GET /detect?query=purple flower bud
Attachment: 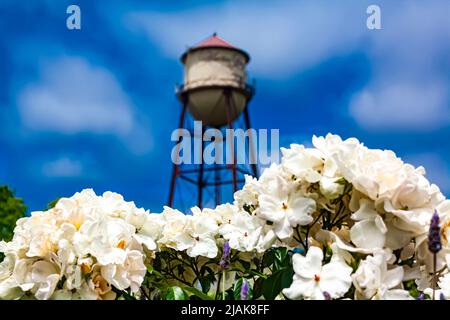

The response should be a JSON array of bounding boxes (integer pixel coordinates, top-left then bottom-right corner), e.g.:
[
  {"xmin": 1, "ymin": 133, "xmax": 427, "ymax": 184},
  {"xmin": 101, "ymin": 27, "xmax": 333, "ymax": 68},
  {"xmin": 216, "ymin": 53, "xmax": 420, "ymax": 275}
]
[
  {"xmin": 428, "ymin": 211, "xmax": 442, "ymax": 254},
  {"xmin": 416, "ymin": 293, "xmax": 425, "ymax": 300},
  {"xmin": 440, "ymin": 292, "xmax": 445, "ymax": 300},
  {"xmin": 323, "ymin": 291, "xmax": 331, "ymax": 300},
  {"xmin": 220, "ymin": 242, "xmax": 231, "ymax": 270},
  {"xmin": 240, "ymin": 280, "xmax": 249, "ymax": 300}
]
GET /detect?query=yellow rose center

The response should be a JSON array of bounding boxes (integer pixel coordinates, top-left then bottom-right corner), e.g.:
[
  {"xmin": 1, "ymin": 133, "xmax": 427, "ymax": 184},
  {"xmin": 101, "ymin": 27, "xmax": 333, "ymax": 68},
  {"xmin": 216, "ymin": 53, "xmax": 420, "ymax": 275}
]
[
  {"xmin": 116, "ymin": 239, "xmax": 126, "ymax": 249},
  {"xmin": 81, "ymin": 263, "xmax": 91, "ymax": 274}
]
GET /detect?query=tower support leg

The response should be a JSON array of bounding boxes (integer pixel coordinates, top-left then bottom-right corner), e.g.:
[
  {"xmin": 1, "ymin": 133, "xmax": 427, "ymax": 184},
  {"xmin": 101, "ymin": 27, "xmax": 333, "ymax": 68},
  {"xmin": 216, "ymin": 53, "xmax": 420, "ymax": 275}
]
[
  {"xmin": 169, "ymin": 88, "xmax": 257, "ymax": 211},
  {"xmin": 214, "ymin": 163, "xmax": 221, "ymax": 206},
  {"xmin": 224, "ymin": 88, "xmax": 238, "ymax": 193},
  {"xmin": 168, "ymin": 94, "xmax": 188, "ymax": 207},
  {"xmin": 197, "ymin": 125, "xmax": 205, "ymax": 208},
  {"xmin": 243, "ymin": 105, "xmax": 259, "ymax": 178}
]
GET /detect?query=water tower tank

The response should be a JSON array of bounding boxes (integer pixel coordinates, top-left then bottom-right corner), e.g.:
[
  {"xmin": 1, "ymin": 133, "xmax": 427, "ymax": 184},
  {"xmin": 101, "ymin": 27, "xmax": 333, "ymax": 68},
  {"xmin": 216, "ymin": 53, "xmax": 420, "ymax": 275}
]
[{"xmin": 179, "ymin": 34, "xmax": 253, "ymax": 127}]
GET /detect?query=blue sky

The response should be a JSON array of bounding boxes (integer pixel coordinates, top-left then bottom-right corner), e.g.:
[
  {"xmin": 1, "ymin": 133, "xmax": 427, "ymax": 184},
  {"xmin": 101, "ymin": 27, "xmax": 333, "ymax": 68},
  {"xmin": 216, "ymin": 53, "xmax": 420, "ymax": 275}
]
[{"xmin": 0, "ymin": 0, "xmax": 449, "ymax": 213}]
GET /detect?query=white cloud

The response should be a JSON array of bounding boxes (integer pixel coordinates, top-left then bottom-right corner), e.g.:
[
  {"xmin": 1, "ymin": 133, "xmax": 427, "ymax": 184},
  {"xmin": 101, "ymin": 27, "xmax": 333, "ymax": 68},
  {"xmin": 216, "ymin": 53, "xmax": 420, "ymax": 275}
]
[
  {"xmin": 124, "ymin": 1, "xmax": 365, "ymax": 77},
  {"xmin": 18, "ymin": 56, "xmax": 132, "ymax": 135},
  {"xmin": 124, "ymin": 1, "xmax": 449, "ymax": 131},
  {"xmin": 349, "ymin": 2, "xmax": 450, "ymax": 131},
  {"xmin": 42, "ymin": 157, "xmax": 83, "ymax": 178},
  {"xmin": 350, "ymin": 80, "xmax": 449, "ymax": 130},
  {"xmin": 17, "ymin": 56, "xmax": 153, "ymax": 154}
]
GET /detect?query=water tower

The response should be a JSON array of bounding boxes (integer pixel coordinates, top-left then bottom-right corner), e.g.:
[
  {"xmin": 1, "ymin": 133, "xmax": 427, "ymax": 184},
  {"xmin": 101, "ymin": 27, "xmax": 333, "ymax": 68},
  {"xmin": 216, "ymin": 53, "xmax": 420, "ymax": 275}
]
[{"xmin": 168, "ymin": 34, "xmax": 259, "ymax": 211}]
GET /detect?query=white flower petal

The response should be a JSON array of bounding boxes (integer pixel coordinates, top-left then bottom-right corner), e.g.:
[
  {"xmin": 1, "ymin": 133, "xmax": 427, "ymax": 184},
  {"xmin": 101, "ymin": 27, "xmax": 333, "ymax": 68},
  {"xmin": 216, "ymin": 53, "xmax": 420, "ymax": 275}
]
[
  {"xmin": 273, "ymin": 216, "xmax": 294, "ymax": 240},
  {"xmin": 350, "ymin": 220, "xmax": 386, "ymax": 249},
  {"xmin": 379, "ymin": 289, "xmax": 412, "ymax": 300},
  {"xmin": 282, "ymin": 278, "xmax": 316, "ymax": 300},
  {"xmin": 384, "ymin": 266, "xmax": 403, "ymax": 289},
  {"xmin": 320, "ymin": 261, "xmax": 352, "ymax": 298},
  {"xmin": 292, "ymin": 247, "xmax": 323, "ymax": 279},
  {"xmin": 186, "ymin": 238, "xmax": 218, "ymax": 259},
  {"xmin": 287, "ymin": 196, "xmax": 316, "ymax": 227}
]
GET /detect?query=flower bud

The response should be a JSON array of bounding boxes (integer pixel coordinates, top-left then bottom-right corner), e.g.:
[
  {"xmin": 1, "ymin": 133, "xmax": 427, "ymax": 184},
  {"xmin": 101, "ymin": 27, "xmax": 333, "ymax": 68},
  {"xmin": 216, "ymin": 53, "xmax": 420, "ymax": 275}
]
[
  {"xmin": 240, "ymin": 280, "xmax": 249, "ymax": 300},
  {"xmin": 428, "ymin": 211, "xmax": 442, "ymax": 254},
  {"xmin": 220, "ymin": 242, "xmax": 231, "ymax": 270}
]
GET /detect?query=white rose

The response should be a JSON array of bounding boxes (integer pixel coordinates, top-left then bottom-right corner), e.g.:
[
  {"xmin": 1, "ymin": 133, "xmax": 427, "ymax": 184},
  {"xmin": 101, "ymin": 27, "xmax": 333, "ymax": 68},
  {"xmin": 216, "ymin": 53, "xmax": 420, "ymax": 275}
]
[
  {"xmin": 281, "ymin": 144, "xmax": 323, "ymax": 183},
  {"xmin": 283, "ymin": 246, "xmax": 353, "ymax": 300},
  {"xmin": 258, "ymin": 173, "xmax": 316, "ymax": 240},
  {"xmin": 31, "ymin": 260, "xmax": 60, "ymax": 300},
  {"xmin": 352, "ymin": 250, "xmax": 412, "ymax": 300},
  {"xmin": 101, "ymin": 250, "xmax": 146, "ymax": 293}
]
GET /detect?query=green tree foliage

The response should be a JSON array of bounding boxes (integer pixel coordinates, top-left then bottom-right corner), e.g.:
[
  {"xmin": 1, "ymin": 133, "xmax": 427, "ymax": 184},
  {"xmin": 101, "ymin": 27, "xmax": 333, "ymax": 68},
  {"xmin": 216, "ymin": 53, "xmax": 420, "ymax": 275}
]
[
  {"xmin": 47, "ymin": 198, "xmax": 60, "ymax": 210},
  {"xmin": 0, "ymin": 186, "xmax": 26, "ymax": 242}
]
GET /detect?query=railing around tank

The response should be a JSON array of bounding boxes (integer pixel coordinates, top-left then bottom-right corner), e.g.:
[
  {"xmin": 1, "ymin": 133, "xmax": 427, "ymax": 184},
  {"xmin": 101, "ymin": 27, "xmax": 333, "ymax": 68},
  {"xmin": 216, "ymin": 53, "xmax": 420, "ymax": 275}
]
[{"xmin": 175, "ymin": 81, "xmax": 255, "ymax": 99}]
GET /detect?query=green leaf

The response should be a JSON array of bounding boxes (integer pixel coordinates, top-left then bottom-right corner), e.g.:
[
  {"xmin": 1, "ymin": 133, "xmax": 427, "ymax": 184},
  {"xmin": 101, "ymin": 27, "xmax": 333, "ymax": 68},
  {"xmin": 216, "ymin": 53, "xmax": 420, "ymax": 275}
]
[
  {"xmin": 262, "ymin": 267, "xmax": 293, "ymax": 300},
  {"xmin": 225, "ymin": 289, "xmax": 234, "ymax": 300},
  {"xmin": 404, "ymin": 279, "xmax": 421, "ymax": 298},
  {"xmin": 253, "ymin": 276, "xmax": 264, "ymax": 299},
  {"xmin": 112, "ymin": 288, "xmax": 136, "ymax": 300},
  {"xmin": 201, "ymin": 266, "xmax": 215, "ymax": 277},
  {"xmin": 165, "ymin": 286, "xmax": 186, "ymax": 300},
  {"xmin": 274, "ymin": 247, "xmax": 288, "ymax": 262},
  {"xmin": 199, "ymin": 266, "xmax": 215, "ymax": 293},
  {"xmin": 199, "ymin": 277, "xmax": 211, "ymax": 294},
  {"xmin": 152, "ymin": 281, "xmax": 170, "ymax": 292},
  {"xmin": 47, "ymin": 198, "xmax": 60, "ymax": 209},
  {"xmin": 249, "ymin": 270, "xmax": 267, "ymax": 278},
  {"xmin": 274, "ymin": 247, "xmax": 290, "ymax": 270},
  {"xmin": 239, "ymin": 259, "xmax": 251, "ymax": 270},
  {"xmin": 262, "ymin": 249, "xmax": 276, "ymax": 268},
  {"xmin": 146, "ymin": 264, "xmax": 164, "ymax": 278},
  {"xmin": 0, "ymin": 186, "xmax": 26, "ymax": 243},
  {"xmin": 180, "ymin": 285, "xmax": 213, "ymax": 300}
]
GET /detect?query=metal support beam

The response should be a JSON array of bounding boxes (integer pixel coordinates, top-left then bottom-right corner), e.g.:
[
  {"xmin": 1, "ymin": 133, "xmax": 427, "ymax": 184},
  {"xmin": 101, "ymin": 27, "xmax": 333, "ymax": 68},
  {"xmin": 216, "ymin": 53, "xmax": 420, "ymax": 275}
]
[
  {"xmin": 224, "ymin": 88, "xmax": 238, "ymax": 193},
  {"xmin": 243, "ymin": 105, "xmax": 259, "ymax": 178},
  {"xmin": 169, "ymin": 86, "xmax": 258, "ymax": 212},
  {"xmin": 197, "ymin": 126, "xmax": 205, "ymax": 208},
  {"xmin": 214, "ymin": 163, "xmax": 220, "ymax": 206},
  {"xmin": 168, "ymin": 94, "xmax": 188, "ymax": 207}
]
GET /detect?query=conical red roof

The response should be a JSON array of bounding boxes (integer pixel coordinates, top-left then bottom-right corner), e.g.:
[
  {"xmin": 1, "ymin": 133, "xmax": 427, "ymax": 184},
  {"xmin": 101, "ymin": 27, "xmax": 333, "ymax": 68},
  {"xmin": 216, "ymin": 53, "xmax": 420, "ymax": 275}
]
[
  {"xmin": 194, "ymin": 34, "xmax": 237, "ymax": 49},
  {"xmin": 181, "ymin": 34, "xmax": 250, "ymax": 63}
]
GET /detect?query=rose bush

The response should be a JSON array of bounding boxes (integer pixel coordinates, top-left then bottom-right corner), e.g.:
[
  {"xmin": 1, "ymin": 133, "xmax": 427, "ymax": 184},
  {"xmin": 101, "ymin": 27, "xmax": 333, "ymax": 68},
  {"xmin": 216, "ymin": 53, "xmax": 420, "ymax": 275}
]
[{"xmin": 1, "ymin": 133, "xmax": 449, "ymax": 300}]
